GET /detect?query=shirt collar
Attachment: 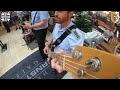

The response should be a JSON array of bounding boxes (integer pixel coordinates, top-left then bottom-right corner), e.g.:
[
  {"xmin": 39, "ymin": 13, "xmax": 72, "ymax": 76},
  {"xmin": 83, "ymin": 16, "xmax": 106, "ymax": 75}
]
[{"xmin": 58, "ymin": 21, "xmax": 75, "ymax": 32}]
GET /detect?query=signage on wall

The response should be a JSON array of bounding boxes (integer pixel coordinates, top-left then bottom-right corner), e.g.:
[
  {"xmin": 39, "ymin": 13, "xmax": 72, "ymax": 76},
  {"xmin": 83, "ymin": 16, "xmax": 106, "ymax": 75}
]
[
  {"xmin": 110, "ymin": 11, "xmax": 119, "ymax": 24},
  {"xmin": 1, "ymin": 12, "xmax": 10, "ymax": 22}
]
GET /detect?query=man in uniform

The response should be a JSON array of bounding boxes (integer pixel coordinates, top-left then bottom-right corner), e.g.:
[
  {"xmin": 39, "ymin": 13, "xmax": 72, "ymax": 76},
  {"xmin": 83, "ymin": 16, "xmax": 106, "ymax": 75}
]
[
  {"xmin": 23, "ymin": 11, "xmax": 50, "ymax": 60},
  {"xmin": 43, "ymin": 11, "xmax": 85, "ymax": 76}
]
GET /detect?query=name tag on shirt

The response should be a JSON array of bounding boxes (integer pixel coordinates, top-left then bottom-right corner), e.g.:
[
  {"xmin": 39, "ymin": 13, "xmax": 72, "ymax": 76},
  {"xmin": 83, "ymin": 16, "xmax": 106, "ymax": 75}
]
[{"xmin": 72, "ymin": 29, "xmax": 81, "ymax": 39}]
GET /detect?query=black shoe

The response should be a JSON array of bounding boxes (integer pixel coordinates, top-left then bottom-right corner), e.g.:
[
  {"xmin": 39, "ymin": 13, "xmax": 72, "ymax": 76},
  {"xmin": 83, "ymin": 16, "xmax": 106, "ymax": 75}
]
[{"xmin": 1, "ymin": 43, "xmax": 7, "ymax": 53}]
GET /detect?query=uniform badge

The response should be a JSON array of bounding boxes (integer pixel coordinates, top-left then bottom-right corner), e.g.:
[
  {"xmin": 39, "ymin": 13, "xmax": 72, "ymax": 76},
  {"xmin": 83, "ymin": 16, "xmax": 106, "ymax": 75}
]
[{"xmin": 72, "ymin": 29, "xmax": 81, "ymax": 39}]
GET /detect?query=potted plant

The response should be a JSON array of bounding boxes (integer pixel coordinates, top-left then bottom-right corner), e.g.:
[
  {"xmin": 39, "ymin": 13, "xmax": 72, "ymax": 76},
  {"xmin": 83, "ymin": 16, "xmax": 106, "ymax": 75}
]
[{"xmin": 73, "ymin": 14, "xmax": 94, "ymax": 33}]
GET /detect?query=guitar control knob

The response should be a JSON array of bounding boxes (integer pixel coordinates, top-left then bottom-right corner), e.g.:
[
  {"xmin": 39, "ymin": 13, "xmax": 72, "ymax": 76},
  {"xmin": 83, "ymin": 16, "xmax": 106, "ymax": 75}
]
[
  {"xmin": 85, "ymin": 57, "xmax": 101, "ymax": 72},
  {"xmin": 77, "ymin": 69, "xmax": 85, "ymax": 78}
]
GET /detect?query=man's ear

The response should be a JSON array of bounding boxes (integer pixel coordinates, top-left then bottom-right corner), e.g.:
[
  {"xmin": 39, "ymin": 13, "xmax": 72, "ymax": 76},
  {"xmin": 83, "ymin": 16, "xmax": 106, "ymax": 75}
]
[{"xmin": 69, "ymin": 11, "xmax": 74, "ymax": 18}]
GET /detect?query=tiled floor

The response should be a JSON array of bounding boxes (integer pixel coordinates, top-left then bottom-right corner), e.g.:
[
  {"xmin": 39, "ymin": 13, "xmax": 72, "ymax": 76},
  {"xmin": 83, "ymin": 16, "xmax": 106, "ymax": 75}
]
[{"xmin": 0, "ymin": 26, "xmax": 52, "ymax": 77}]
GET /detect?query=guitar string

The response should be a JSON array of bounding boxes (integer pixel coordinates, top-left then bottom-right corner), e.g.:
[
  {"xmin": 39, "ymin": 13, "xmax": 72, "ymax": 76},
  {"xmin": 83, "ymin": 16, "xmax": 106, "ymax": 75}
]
[
  {"xmin": 60, "ymin": 53, "xmax": 100, "ymax": 79},
  {"xmin": 64, "ymin": 65, "xmax": 86, "ymax": 79},
  {"xmin": 49, "ymin": 51, "xmax": 98, "ymax": 79},
  {"xmin": 63, "ymin": 63, "xmax": 85, "ymax": 79},
  {"xmin": 63, "ymin": 58, "xmax": 99, "ymax": 79},
  {"xmin": 60, "ymin": 60, "xmax": 98, "ymax": 79},
  {"xmin": 61, "ymin": 63, "xmax": 86, "ymax": 79},
  {"xmin": 49, "ymin": 53, "xmax": 84, "ymax": 79},
  {"xmin": 60, "ymin": 55, "xmax": 73, "ymax": 58},
  {"xmin": 63, "ymin": 56, "xmax": 65, "ymax": 70},
  {"xmin": 51, "ymin": 53, "xmax": 99, "ymax": 79},
  {"xmin": 63, "ymin": 66, "xmax": 79, "ymax": 79},
  {"xmin": 59, "ymin": 60, "xmax": 98, "ymax": 79},
  {"xmin": 48, "ymin": 52, "xmax": 80, "ymax": 78},
  {"xmin": 62, "ymin": 57, "xmax": 86, "ymax": 68}
]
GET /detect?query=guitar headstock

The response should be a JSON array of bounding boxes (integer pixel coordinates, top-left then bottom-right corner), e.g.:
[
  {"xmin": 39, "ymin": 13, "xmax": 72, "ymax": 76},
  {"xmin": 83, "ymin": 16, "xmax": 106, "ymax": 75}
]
[{"xmin": 63, "ymin": 45, "xmax": 120, "ymax": 79}]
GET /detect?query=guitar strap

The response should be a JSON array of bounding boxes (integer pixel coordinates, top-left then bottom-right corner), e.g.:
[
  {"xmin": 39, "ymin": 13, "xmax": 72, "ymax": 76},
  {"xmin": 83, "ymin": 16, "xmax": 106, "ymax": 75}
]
[{"xmin": 51, "ymin": 25, "xmax": 77, "ymax": 51}]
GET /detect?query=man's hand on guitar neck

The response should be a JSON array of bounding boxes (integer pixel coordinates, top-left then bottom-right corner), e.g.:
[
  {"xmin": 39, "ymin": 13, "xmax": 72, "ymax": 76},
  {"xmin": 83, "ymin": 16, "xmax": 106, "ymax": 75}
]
[
  {"xmin": 44, "ymin": 35, "xmax": 53, "ymax": 55},
  {"xmin": 51, "ymin": 50, "xmax": 66, "ymax": 73},
  {"xmin": 44, "ymin": 42, "xmax": 50, "ymax": 55}
]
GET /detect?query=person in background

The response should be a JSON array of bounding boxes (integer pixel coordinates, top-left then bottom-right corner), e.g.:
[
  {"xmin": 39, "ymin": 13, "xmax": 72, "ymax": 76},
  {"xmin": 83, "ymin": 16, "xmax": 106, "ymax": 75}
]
[
  {"xmin": 23, "ymin": 11, "xmax": 50, "ymax": 61},
  {"xmin": 16, "ymin": 11, "xmax": 26, "ymax": 33},
  {"xmin": 24, "ymin": 11, "xmax": 31, "ymax": 21},
  {"xmin": 10, "ymin": 11, "xmax": 21, "ymax": 30}
]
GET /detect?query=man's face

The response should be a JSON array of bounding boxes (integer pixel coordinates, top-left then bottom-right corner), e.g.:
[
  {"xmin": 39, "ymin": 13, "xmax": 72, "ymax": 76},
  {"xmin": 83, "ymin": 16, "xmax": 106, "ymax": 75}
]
[{"xmin": 54, "ymin": 11, "xmax": 72, "ymax": 24}]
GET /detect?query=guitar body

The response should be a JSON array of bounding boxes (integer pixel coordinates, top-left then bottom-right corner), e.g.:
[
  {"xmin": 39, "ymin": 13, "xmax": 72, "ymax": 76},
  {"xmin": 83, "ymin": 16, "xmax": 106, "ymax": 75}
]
[{"xmin": 63, "ymin": 45, "xmax": 120, "ymax": 79}]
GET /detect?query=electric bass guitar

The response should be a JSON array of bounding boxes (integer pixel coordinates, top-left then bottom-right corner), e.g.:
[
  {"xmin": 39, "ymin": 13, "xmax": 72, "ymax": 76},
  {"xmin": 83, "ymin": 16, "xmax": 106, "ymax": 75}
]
[{"xmin": 48, "ymin": 45, "xmax": 120, "ymax": 79}]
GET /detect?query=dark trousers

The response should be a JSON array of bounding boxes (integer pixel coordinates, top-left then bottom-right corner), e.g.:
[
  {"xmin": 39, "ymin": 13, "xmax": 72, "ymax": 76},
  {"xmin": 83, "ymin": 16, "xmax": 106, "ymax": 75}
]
[
  {"xmin": 2, "ymin": 21, "xmax": 11, "ymax": 32},
  {"xmin": 33, "ymin": 28, "xmax": 48, "ymax": 60},
  {"xmin": 21, "ymin": 25, "xmax": 26, "ymax": 33}
]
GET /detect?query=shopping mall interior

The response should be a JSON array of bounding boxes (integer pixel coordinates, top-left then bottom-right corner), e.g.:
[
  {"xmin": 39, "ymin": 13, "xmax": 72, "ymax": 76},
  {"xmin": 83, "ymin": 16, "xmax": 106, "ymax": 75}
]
[{"xmin": 0, "ymin": 11, "xmax": 120, "ymax": 79}]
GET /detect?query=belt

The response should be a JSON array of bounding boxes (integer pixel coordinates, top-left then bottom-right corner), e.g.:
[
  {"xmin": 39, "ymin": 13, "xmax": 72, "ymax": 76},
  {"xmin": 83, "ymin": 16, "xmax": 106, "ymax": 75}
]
[{"xmin": 32, "ymin": 28, "xmax": 48, "ymax": 32}]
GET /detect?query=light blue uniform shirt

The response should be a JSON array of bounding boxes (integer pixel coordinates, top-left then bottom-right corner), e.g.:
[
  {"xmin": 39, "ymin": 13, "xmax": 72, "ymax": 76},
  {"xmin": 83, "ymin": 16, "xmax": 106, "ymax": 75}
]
[
  {"xmin": 52, "ymin": 21, "xmax": 85, "ymax": 53},
  {"xmin": 31, "ymin": 11, "xmax": 50, "ymax": 30}
]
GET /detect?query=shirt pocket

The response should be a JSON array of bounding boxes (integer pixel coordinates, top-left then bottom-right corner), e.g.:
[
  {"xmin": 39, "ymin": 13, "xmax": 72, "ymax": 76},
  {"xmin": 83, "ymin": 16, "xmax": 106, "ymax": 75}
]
[
  {"xmin": 35, "ymin": 14, "xmax": 40, "ymax": 22},
  {"xmin": 59, "ymin": 39, "xmax": 70, "ymax": 51}
]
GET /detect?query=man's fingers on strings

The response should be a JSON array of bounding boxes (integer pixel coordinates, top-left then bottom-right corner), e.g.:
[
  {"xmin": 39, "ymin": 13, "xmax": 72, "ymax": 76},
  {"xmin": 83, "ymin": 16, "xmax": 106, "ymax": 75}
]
[{"xmin": 51, "ymin": 58, "xmax": 58, "ymax": 69}]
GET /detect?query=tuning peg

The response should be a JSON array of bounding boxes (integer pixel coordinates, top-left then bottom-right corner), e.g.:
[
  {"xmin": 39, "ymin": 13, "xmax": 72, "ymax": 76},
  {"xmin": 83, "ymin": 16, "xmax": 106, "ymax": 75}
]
[
  {"xmin": 85, "ymin": 60, "xmax": 93, "ymax": 69},
  {"xmin": 77, "ymin": 69, "xmax": 85, "ymax": 78},
  {"xmin": 72, "ymin": 51, "xmax": 82, "ymax": 60},
  {"xmin": 86, "ymin": 60, "xmax": 93, "ymax": 65},
  {"xmin": 85, "ymin": 57, "xmax": 101, "ymax": 72}
]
